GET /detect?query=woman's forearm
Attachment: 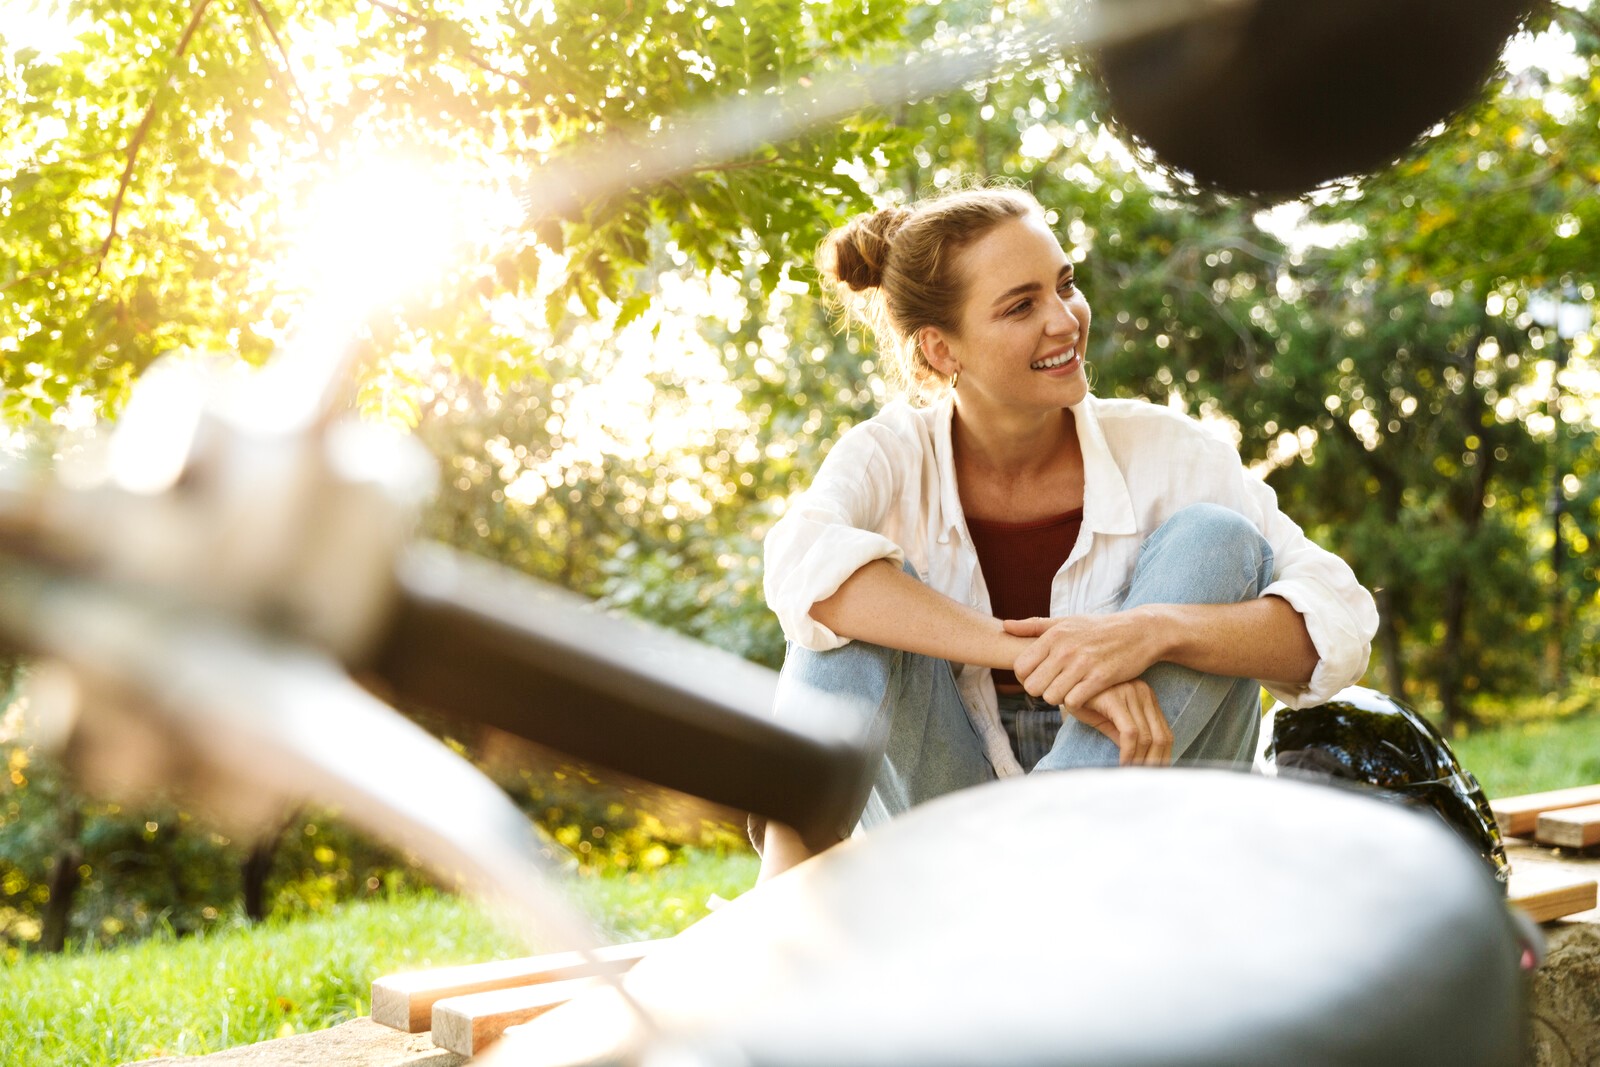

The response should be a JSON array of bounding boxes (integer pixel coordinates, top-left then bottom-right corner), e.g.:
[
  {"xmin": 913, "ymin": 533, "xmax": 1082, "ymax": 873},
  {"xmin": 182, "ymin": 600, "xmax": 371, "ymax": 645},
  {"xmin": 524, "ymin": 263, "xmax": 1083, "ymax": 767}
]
[
  {"xmin": 1140, "ymin": 595, "xmax": 1319, "ymax": 687},
  {"xmin": 810, "ymin": 558, "xmax": 1030, "ymax": 669},
  {"xmin": 812, "ymin": 562, "xmax": 1319, "ymax": 693}
]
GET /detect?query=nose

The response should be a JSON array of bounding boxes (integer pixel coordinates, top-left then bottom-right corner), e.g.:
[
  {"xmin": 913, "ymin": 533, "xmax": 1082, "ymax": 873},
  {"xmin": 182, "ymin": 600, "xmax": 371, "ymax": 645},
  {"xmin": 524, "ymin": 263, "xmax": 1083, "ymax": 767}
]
[{"xmin": 1046, "ymin": 293, "xmax": 1081, "ymax": 340}]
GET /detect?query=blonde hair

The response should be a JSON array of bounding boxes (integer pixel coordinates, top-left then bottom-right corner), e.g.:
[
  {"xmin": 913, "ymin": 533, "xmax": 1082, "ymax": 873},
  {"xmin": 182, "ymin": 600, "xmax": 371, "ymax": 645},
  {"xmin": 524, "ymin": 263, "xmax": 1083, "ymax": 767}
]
[{"xmin": 818, "ymin": 184, "xmax": 1044, "ymax": 398}]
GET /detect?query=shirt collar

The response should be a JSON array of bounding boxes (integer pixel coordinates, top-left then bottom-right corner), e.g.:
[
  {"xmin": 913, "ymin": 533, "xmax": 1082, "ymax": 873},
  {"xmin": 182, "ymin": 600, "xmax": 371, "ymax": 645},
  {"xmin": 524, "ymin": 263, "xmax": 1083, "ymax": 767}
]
[
  {"xmin": 1071, "ymin": 393, "xmax": 1139, "ymax": 536},
  {"xmin": 932, "ymin": 394, "xmax": 965, "ymax": 544},
  {"xmin": 932, "ymin": 392, "xmax": 1138, "ymax": 542}
]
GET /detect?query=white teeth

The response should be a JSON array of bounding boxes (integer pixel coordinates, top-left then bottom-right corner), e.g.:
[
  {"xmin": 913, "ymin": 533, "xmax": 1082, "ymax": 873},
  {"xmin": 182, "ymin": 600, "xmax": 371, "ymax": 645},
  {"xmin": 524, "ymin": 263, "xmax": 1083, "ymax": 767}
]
[{"xmin": 1031, "ymin": 352, "xmax": 1076, "ymax": 370}]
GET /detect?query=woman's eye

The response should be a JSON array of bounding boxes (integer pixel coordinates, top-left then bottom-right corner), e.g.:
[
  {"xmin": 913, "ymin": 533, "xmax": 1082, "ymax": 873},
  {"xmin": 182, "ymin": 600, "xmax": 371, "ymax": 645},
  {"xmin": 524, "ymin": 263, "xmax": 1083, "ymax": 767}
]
[
  {"xmin": 1059, "ymin": 278, "xmax": 1077, "ymax": 296},
  {"xmin": 1008, "ymin": 299, "xmax": 1033, "ymax": 316}
]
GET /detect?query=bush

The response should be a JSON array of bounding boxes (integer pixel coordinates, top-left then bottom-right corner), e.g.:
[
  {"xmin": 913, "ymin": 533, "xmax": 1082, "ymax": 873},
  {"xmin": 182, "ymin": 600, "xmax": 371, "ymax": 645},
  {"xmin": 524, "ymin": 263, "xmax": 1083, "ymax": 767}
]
[{"xmin": 2, "ymin": 685, "xmax": 749, "ymax": 955}]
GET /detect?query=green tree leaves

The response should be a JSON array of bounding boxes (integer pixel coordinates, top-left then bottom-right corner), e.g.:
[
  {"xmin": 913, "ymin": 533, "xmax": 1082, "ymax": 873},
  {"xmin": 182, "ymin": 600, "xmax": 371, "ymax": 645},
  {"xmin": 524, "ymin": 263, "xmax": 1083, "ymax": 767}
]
[
  {"xmin": 1, "ymin": 0, "xmax": 904, "ymax": 421},
  {"xmin": 4, "ymin": 1, "xmax": 1598, "ymax": 746}
]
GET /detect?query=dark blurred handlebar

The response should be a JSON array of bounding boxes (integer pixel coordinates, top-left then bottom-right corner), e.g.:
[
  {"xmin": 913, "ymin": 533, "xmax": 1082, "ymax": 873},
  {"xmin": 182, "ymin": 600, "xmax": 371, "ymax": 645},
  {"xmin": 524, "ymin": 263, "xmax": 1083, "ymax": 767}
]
[{"xmin": 372, "ymin": 543, "xmax": 872, "ymax": 848}]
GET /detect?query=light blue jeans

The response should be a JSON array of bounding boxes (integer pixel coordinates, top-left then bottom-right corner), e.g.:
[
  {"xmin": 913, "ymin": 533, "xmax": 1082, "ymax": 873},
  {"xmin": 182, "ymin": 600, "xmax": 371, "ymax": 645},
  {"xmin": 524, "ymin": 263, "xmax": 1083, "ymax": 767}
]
[{"xmin": 773, "ymin": 503, "xmax": 1274, "ymax": 834}]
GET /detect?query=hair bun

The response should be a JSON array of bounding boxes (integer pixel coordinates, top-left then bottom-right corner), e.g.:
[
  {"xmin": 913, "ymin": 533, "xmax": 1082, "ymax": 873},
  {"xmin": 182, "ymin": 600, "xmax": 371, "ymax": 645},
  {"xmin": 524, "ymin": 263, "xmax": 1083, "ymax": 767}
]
[{"xmin": 824, "ymin": 206, "xmax": 912, "ymax": 292}]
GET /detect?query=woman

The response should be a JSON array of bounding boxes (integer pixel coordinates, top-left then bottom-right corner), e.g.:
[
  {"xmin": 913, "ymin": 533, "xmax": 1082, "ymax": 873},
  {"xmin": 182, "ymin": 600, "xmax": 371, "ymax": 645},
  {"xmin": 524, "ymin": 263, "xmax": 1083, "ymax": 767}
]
[{"xmin": 759, "ymin": 185, "xmax": 1377, "ymax": 879}]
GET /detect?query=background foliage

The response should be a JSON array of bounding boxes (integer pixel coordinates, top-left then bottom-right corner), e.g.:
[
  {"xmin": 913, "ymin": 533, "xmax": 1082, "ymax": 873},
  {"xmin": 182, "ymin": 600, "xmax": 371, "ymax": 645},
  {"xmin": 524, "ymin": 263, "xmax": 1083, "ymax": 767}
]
[{"xmin": 2, "ymin": 0, "xmax": 1599, "ymax": 956}]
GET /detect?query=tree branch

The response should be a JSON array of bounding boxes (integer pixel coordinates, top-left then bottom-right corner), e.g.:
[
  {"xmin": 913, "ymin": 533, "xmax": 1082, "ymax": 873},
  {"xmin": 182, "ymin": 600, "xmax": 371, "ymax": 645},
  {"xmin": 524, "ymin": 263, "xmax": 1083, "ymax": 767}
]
[
  {"xmin": 1550, "ymin": 2, "xmax": 1600, "ymax": 43},
  {"xmin": 1, "ymin": 252, "xmax": 93, "ymax": 294},
  {"xmin": 95, "ymin": 0, "xmax": 216, "ymax": 276},
  {"xmin": 689, "ymin": 155, "xmax": 779, "ymax": 175},
  {"xmin": 365, "ymin": 0, "xmax": 534, "ymax": 96},
  {"xmin": 246, "ymin": 0, "xmax": 322, "ymax": 138}
]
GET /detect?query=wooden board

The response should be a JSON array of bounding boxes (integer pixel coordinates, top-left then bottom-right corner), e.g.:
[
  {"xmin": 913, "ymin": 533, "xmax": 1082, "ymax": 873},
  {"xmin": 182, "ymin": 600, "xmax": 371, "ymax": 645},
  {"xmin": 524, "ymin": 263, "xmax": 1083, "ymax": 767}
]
[
  {"xmin": 1491, "ymin": 784, "xmax": 1600, "ymax": 838},
  {"xmin": 1536, "ymin": 803, "xmax": 1600, "ymax": 850},
  {"xmin": 1507, "ymin": 871, "xmax": 1598, "ymax": 923},
  {"xmin": 432, "ymin": 976, "xmax": 600, "ymax": 1055},
  {"xmin": 371, "ymin": 939, "xmax": 660, "ymax": 1032}
]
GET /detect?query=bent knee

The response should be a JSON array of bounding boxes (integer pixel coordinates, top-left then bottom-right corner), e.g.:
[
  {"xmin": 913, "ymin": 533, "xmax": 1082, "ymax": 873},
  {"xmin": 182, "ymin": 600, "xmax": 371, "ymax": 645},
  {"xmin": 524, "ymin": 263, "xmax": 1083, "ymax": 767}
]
[
  {"xmin": 1167, "ymin": 503, "xmax": 1260, "ymax": 551},
  {"xmin": 1145, "ymin": 503, "xmax": 1274, "ymax": 594}
]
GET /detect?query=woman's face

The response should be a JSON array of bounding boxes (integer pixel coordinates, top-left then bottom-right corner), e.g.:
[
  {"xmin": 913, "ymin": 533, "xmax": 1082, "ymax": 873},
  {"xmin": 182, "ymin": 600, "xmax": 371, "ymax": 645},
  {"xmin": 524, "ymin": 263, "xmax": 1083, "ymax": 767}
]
[{"xmin": 937, "ymin": 213, "xmax": 1091, "ymax": 413}]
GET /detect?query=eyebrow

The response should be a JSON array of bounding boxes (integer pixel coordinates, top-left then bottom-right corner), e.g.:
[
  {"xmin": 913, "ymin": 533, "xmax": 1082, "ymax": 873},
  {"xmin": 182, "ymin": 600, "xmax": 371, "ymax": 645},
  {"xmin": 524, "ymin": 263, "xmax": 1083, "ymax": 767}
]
[{"xmin": 990, "ymin": 263, "xmax": 1075, "ymax": 308}]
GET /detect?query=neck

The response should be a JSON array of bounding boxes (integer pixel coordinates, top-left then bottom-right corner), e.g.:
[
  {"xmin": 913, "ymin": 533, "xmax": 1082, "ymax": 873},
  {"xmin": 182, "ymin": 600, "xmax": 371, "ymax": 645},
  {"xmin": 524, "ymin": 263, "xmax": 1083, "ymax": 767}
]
[{"xmin": 950, "ymin": 398, "xmax": 1078, "ymax": 478}]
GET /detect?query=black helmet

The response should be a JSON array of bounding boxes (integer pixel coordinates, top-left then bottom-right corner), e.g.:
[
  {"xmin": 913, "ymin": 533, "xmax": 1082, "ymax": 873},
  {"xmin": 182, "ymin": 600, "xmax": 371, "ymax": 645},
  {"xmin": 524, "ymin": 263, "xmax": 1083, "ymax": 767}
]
[{"xmin": 1257, "ymin": 686, "xmax": 1509, "ymax": 889}]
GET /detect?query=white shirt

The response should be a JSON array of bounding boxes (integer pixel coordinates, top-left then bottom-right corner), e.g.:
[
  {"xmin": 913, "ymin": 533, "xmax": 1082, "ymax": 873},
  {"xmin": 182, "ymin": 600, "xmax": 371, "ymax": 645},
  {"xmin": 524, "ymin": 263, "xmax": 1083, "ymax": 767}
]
[{"xmin": 763, "ymin": 392, "xmax": 1379, "ymax": 777}]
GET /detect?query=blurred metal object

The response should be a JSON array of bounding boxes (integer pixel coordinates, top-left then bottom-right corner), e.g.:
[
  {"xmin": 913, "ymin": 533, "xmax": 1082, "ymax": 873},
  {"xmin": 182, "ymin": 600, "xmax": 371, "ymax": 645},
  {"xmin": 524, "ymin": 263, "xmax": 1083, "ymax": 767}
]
[
  {"xmin": 1088, "ymin": 0, "xmax": 1534, "ymax": 197},
  {"xmin": 0, "ymin": 0, "xmax": 1548, "ymax": 1057},
  {"xmin": 0, "ymin": 326, "xmax": 874, "ymax": 1044},
  {"xmin": 0, "ymin": 356, "xmax": 434, "ymax": 664},
  {"xmin": 374, "ymin": 544, "xmax": 874, "ymax": 851},
  {"xmin": 512, "ymin": 0, "xmax": 1536, "ymax": 214},
  {"xmin": 0, "ymin": 342, "xmax": 872, "ymax": 968},
  {"xmin": 0, "ymin": 354, "xmax": 616, "ymax": 956},
  {"xmin": 513, "ymin": 0, "xmax": 1237, "ymax": 222},
  {"xmin": 484, "ymin": 770, "xmax": 1527, "ymax": 1067},
  {"xmin": 0, "ymin": 555, "xmax": 604, "ymax": 955}
]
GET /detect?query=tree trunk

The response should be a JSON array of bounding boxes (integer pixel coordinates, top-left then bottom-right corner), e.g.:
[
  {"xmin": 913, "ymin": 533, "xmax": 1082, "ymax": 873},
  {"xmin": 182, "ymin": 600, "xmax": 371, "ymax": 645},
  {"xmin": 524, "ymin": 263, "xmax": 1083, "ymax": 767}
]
[
  {"xmin": 1439, "ymin": 412, "xmax": 1494, "ymax": 733},
  {"xmin": 1375, "ymin": 586, "xmax": 1406, "ymax": 698},
  {"xmin": 974, "ymin": 89, "xmax": 990, "ymax": 179},
  {"xmin": 241, "ymin": 841, "xmax": 273, "ymax": 923},
  {"xmin": 1438, "ymin": 579, "xmax": 1468, "ymax": 733},
  {"xmin": 39, "ymin": 807, "xmax": 84, "ymax": 953},
  {"xmin": 1373, "ymin": 462, "xmax": 1408, "ymax": 699},
  {"xmin": 1326, "ymin": 398, "xmax": 1410, "ymax": 700},
  {"xmin": 241, "ymin": 812, "xmax": 295, "ymax": 923},
  {"xmin": 896, "ymin": 103, "xmax": 919, "ymax": 198},
  {"xmin": 1544, "ymin": 338, "xmax": 1570, "ymax": 693}
]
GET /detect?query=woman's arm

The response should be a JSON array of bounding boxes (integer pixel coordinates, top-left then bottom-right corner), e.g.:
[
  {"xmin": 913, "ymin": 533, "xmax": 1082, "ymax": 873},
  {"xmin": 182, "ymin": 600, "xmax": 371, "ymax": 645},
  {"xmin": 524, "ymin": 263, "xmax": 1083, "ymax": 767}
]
[
  {"xmin": 816, "ymin": 559, "xmax": 1174, "ymax": 766},
  {"xmin": 1238, "ymin": 490, "xmax": 1377, "ymax": 706},
  {"xmin": 1149, "ymin": 596, "xmax": 1319, "ymax": 683},
  {"xmin": 759, "ymin": 572, "xmax": 1180, "ymax": 885},
  {"xmin": 810, "ymin": 558, "xmax": 1028, "ymax": 669},
  {"xmin": 1004, "ymin": 595, "xmax": 1318, "ymax": 710},
  {"xmin": 1006, "ymin": 415, "xmax": 1374, "ymax": 712}
]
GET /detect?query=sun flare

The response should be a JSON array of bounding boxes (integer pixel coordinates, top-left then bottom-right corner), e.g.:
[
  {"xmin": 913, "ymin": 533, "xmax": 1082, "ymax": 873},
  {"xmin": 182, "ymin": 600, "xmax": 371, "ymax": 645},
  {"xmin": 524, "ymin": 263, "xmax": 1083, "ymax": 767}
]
[{"xmin": 277, "ymin": 154, "xmax": 520, "ymax": 317}]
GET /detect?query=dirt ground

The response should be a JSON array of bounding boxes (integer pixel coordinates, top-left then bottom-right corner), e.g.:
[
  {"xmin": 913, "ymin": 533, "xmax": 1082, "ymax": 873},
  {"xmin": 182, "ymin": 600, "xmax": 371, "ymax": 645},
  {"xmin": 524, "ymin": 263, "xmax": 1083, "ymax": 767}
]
[{"xmin": 120, "ymin": 1018, "xmax": 463, "ymax": 1067}]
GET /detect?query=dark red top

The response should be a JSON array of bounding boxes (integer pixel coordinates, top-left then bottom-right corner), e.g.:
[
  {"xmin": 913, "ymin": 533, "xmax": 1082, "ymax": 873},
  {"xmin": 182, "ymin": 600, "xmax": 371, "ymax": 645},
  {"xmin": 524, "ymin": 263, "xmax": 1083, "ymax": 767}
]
[{"xmin": 967, "ymin": 508, "xmax": 1084, "ymax": 687}]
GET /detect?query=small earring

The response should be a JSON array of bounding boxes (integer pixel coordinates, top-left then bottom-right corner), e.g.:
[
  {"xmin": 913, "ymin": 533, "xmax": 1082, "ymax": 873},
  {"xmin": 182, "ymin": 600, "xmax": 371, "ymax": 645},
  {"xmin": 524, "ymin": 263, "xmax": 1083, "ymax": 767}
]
[{"xmin": 950, "ymin": 368, "xmax": 960, "ymax": 390}]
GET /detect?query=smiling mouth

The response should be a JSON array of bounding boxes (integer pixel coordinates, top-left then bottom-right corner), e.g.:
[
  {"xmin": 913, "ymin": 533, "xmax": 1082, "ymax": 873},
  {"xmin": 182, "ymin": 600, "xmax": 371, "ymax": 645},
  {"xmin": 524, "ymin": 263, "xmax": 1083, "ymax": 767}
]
[{"xmin": 1030, "ymin": 350, "xmax": 1079, "ymax": 371}]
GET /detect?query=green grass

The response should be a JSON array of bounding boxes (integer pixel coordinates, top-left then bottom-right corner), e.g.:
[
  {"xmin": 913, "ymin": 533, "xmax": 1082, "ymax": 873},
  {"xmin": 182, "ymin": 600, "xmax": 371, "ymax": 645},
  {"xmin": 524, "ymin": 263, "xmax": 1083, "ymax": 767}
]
[
  {"xmin": 1451, "ymin": 711, "xmax": 1600, "ymax": 800},
  {"xmin": 7, "ymin": 703, "xmax": 1595, "ymax": 1067},
  {"xmin": 0, "ymin": 849, "xmax": 757, "ymax": 1067}
]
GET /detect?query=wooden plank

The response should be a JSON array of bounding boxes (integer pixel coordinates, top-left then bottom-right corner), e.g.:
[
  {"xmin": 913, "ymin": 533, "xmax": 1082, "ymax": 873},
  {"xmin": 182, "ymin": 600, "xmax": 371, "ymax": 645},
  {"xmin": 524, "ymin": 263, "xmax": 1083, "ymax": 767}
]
[
  {"xmin": 371, "ymin": 939, "xmax": 660, "ymax": 1033},
  {"xmin": 1507, "ymin": 872, "xmax": 1598, "ymax": 923},
  {"xmin": 1537, "ymin": 803, "xmax": 1600, "ymax": 850},
  {"xmin": 431, "ymin": 976, "xmax": 600, "ymax": 1056},
  {"xmin": 1491, "ymin": 784, "xmax": 1600, "ymax": 838}
]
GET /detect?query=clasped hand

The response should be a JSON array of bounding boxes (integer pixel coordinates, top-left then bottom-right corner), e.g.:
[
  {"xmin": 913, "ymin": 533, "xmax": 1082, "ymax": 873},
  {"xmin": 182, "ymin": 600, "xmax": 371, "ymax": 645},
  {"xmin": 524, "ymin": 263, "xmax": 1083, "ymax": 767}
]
[{"xmin": 1005, "ymin": 612, "xmax": 1172, "ymax": 767}]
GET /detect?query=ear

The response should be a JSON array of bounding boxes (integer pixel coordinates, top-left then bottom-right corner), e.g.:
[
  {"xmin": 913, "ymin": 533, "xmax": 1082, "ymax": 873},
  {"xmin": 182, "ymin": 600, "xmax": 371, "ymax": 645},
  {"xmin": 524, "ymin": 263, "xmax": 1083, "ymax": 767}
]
[{"xmin": 917, "ymin": 326, "xmax": 958, "ymax": 378}]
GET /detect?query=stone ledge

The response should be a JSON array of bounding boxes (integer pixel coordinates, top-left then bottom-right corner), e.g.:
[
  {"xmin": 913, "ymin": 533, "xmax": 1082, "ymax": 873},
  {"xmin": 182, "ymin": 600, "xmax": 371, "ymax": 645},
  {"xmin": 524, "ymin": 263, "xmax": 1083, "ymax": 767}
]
[
  {"xmin": 1511, "ymin": 838, "xmax": 1600, "ymax": 1067},
  {"xmin": 119, "ymin": 1018, "xmax": 464, "ymax": 1067}
]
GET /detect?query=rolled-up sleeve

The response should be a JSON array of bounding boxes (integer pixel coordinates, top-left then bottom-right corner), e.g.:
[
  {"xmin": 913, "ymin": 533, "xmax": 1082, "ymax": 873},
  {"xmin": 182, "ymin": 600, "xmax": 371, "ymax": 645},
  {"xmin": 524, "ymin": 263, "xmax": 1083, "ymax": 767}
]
[
  {"xmin": 1232, "ymin": 458, "xmax": 1379, "ymax": 707},
  {"xmin": 763, "ymin": 429, "xmax": 908, "ymax": 650}
]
